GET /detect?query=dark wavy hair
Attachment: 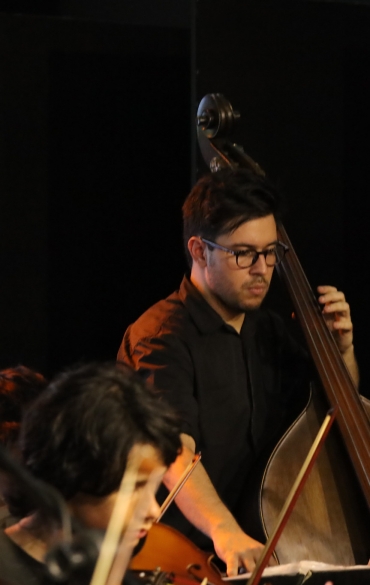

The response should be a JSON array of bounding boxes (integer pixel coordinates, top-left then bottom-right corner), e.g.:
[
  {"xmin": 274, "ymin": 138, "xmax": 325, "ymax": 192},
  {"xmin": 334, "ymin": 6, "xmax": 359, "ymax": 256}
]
[
  {"xmin": 8, "ymin": 362, "xmax": 181, "ymax": 517},
  {"xmin": 182, "ymin": 168, "xmax": 282, "ymax": 266}
]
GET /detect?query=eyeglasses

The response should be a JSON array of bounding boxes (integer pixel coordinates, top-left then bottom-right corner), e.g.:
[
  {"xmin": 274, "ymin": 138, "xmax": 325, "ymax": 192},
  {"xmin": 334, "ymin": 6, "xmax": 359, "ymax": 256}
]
[{"xmin": 201, "ymin": 238, "xmax": 289, "ymax": 268}]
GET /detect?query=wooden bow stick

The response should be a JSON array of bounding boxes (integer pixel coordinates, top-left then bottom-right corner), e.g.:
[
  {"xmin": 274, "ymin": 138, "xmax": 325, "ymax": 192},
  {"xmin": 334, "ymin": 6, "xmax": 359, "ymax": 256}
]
[
  {"xmin": 157, "ymin": 452, "xmax": 202, "ymax": 522},
  {"xmin": 89, "ymin": 444, "xmax": 152, "ymax": 585},
  {"xmin": 247, "ymin": 407, "xmax": 338, "ymax": 585}
]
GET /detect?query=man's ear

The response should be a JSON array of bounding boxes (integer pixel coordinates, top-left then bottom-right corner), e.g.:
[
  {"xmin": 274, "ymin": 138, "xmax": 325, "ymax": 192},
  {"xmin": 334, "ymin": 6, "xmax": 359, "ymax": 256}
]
[{"xmin": 187, "ymin": 237, "xmax": 207, "ymax": 266}]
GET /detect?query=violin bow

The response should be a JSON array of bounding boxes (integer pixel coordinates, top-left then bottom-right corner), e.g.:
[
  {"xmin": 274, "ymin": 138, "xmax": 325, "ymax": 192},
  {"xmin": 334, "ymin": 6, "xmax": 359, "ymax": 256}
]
[
  {"xmin": 246, "ymin": 406, "xmax": 338, "ymax": 585},
  {"xmin": 89, "ymin": 450, "xmax": 201, "ymax": 585},
  {"xmin": 89, "ymin": 444, "xmax": 151, "ymax": 585},
  {"xmin": 156, "ymin": 452, "xmax": 202, "ymax": 522},
  {"xmin": 106, "ymin": 461, "xmax": 167, "ymax": 585}
]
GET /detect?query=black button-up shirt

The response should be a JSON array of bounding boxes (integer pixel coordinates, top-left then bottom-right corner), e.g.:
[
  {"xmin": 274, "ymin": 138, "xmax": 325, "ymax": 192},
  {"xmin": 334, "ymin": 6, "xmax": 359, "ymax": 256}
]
[{"xmin": 118, "ymin": 276, "xmax": 309, "ymax": 547}]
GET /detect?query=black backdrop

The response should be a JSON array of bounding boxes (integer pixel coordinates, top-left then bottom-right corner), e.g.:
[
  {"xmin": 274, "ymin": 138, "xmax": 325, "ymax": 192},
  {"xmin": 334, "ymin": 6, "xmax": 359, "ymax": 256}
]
[
  {"xmin": 1, "ymin": 1, "xmax": 370, "ymax": 397},
  {"xmin": 0, "ymin": 12, "xmax": 191, "ymax": 376}
]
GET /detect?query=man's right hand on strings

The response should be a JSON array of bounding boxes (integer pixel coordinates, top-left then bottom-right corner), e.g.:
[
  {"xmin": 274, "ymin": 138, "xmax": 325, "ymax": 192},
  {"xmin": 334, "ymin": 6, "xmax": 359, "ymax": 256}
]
[{"xmin": 163, "ymin": 433, "xmax": 275, "ymax": 576}]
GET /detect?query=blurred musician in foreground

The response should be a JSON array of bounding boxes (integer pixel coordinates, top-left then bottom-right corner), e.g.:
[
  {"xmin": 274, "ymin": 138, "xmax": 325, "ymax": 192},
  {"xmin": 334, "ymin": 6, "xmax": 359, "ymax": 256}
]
[
  {"xmin": 0, "ymin": 362, "xmax": 181, "ymax": 585},
  {"xmin": 119, "ymin": 168, "xmax": 359, "ymax": 576}
]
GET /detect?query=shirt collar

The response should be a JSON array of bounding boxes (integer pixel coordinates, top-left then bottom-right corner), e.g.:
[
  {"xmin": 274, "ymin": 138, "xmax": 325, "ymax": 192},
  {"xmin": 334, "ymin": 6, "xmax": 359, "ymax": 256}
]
[{"xmin": 178, "ymin": 275, "xmax": 235, "ymax": 334}]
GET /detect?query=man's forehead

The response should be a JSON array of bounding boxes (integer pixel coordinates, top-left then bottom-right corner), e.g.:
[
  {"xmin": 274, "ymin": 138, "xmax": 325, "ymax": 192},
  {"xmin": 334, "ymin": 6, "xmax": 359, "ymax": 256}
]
[{"xmin": 224, "ymin": 214, "xmax": 277, "ymax": 241}]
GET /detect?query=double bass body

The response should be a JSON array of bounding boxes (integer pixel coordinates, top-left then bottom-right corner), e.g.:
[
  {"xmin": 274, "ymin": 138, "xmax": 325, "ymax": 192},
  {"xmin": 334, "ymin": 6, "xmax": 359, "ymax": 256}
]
[{"xmin": 261, "ymin": 382, "xmax": 370, "ymax": 564}]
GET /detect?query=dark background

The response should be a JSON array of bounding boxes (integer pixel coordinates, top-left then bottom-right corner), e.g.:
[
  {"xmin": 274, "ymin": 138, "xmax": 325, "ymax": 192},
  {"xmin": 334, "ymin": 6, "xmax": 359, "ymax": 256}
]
[
  {"xmin": 1, "ymin": 0, "xmax": 370, "ymax": 396},
  {"xmin": 0, "ymin": 3, "xmax": 191, "ymax": 376}
]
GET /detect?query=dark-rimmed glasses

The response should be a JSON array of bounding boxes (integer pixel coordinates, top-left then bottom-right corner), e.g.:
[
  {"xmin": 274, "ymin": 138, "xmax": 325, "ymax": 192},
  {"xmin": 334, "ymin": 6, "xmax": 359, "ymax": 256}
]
[{"xmin": 201, "ymin": 238, "xmax": 289, "ymax": 268}]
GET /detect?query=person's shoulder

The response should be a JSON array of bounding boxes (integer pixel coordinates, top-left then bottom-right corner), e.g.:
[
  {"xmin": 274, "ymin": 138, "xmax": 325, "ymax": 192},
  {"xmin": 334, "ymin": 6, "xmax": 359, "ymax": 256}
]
[{"xmin": 126, "ymin": 288, "xmax": 192, "ymax": 341}]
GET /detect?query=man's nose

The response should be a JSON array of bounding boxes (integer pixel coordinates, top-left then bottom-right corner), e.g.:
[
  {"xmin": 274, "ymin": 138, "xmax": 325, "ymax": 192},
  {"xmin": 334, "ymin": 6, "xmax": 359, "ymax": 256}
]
[{"xmin": 250, "ymin": 253, "xmax": 268, "ymax": 274}]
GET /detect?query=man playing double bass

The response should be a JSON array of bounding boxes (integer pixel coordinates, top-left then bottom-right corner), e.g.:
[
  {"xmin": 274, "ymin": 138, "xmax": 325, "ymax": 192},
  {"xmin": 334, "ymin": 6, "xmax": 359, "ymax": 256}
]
[{"xmin": 118, "ymin": 168, "xmax": 359, "ymax": 577}]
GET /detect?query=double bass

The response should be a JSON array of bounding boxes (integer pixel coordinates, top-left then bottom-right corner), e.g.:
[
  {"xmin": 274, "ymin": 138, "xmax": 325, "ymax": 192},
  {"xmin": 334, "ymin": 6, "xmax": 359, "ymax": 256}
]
[{"xmin": 196, "ymin": 93, "xmax": 370, "ymax": 565}]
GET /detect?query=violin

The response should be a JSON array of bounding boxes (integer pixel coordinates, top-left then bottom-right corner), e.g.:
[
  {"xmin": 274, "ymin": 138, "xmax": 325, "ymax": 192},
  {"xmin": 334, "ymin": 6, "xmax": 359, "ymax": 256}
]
[
  {"xmin": 130, "ymin": 523, "xmax": 224, "ymax": 585},
  {"xmin": 131, "ymin": 411, "xmax": 339, "ymax": 585},
  {"xmin": 128, "ymin": 453, "xmax": 225, "ymax": 585}
]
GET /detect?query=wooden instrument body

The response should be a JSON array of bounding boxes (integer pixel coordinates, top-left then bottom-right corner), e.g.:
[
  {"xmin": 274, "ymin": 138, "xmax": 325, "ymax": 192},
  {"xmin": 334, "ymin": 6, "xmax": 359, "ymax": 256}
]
[
  {"xmin": 261, "ymin": 383, "xmax": 370, "ymax": 564},
  {"xmin": 130, "ymin": 523, "xmax": 224, "ymax": 585}
]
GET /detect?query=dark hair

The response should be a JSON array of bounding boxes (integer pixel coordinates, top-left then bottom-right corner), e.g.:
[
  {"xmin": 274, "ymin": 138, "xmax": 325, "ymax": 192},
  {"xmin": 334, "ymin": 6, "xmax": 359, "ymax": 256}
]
[
  {"xmin": 9, "ymin": 362, "xmax": 181, "ymax": 517},
  {"xmin": 0, "ymin": 366, "xmax": 47, "ymax": 447},
  {"xmin": 182, "ymin": 168, "xmax": 282, "ymax": 266}
]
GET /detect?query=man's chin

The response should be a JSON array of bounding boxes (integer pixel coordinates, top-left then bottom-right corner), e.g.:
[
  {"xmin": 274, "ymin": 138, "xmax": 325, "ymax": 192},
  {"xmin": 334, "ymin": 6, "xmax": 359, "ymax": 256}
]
[
  {"xmin": 242, "ymin": 298, "xmax": 265, "ymax": 312},
  {"xmin": 244, "ymin": 305, "xmax": 262, "ymax": 313}
]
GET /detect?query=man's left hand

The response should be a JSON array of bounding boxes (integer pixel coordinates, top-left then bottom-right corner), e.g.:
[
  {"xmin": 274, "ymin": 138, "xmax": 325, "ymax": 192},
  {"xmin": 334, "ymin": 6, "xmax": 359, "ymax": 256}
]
[{"xmin": 317, "ymin": 285, "xmax": 354, "ymax": 356}]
